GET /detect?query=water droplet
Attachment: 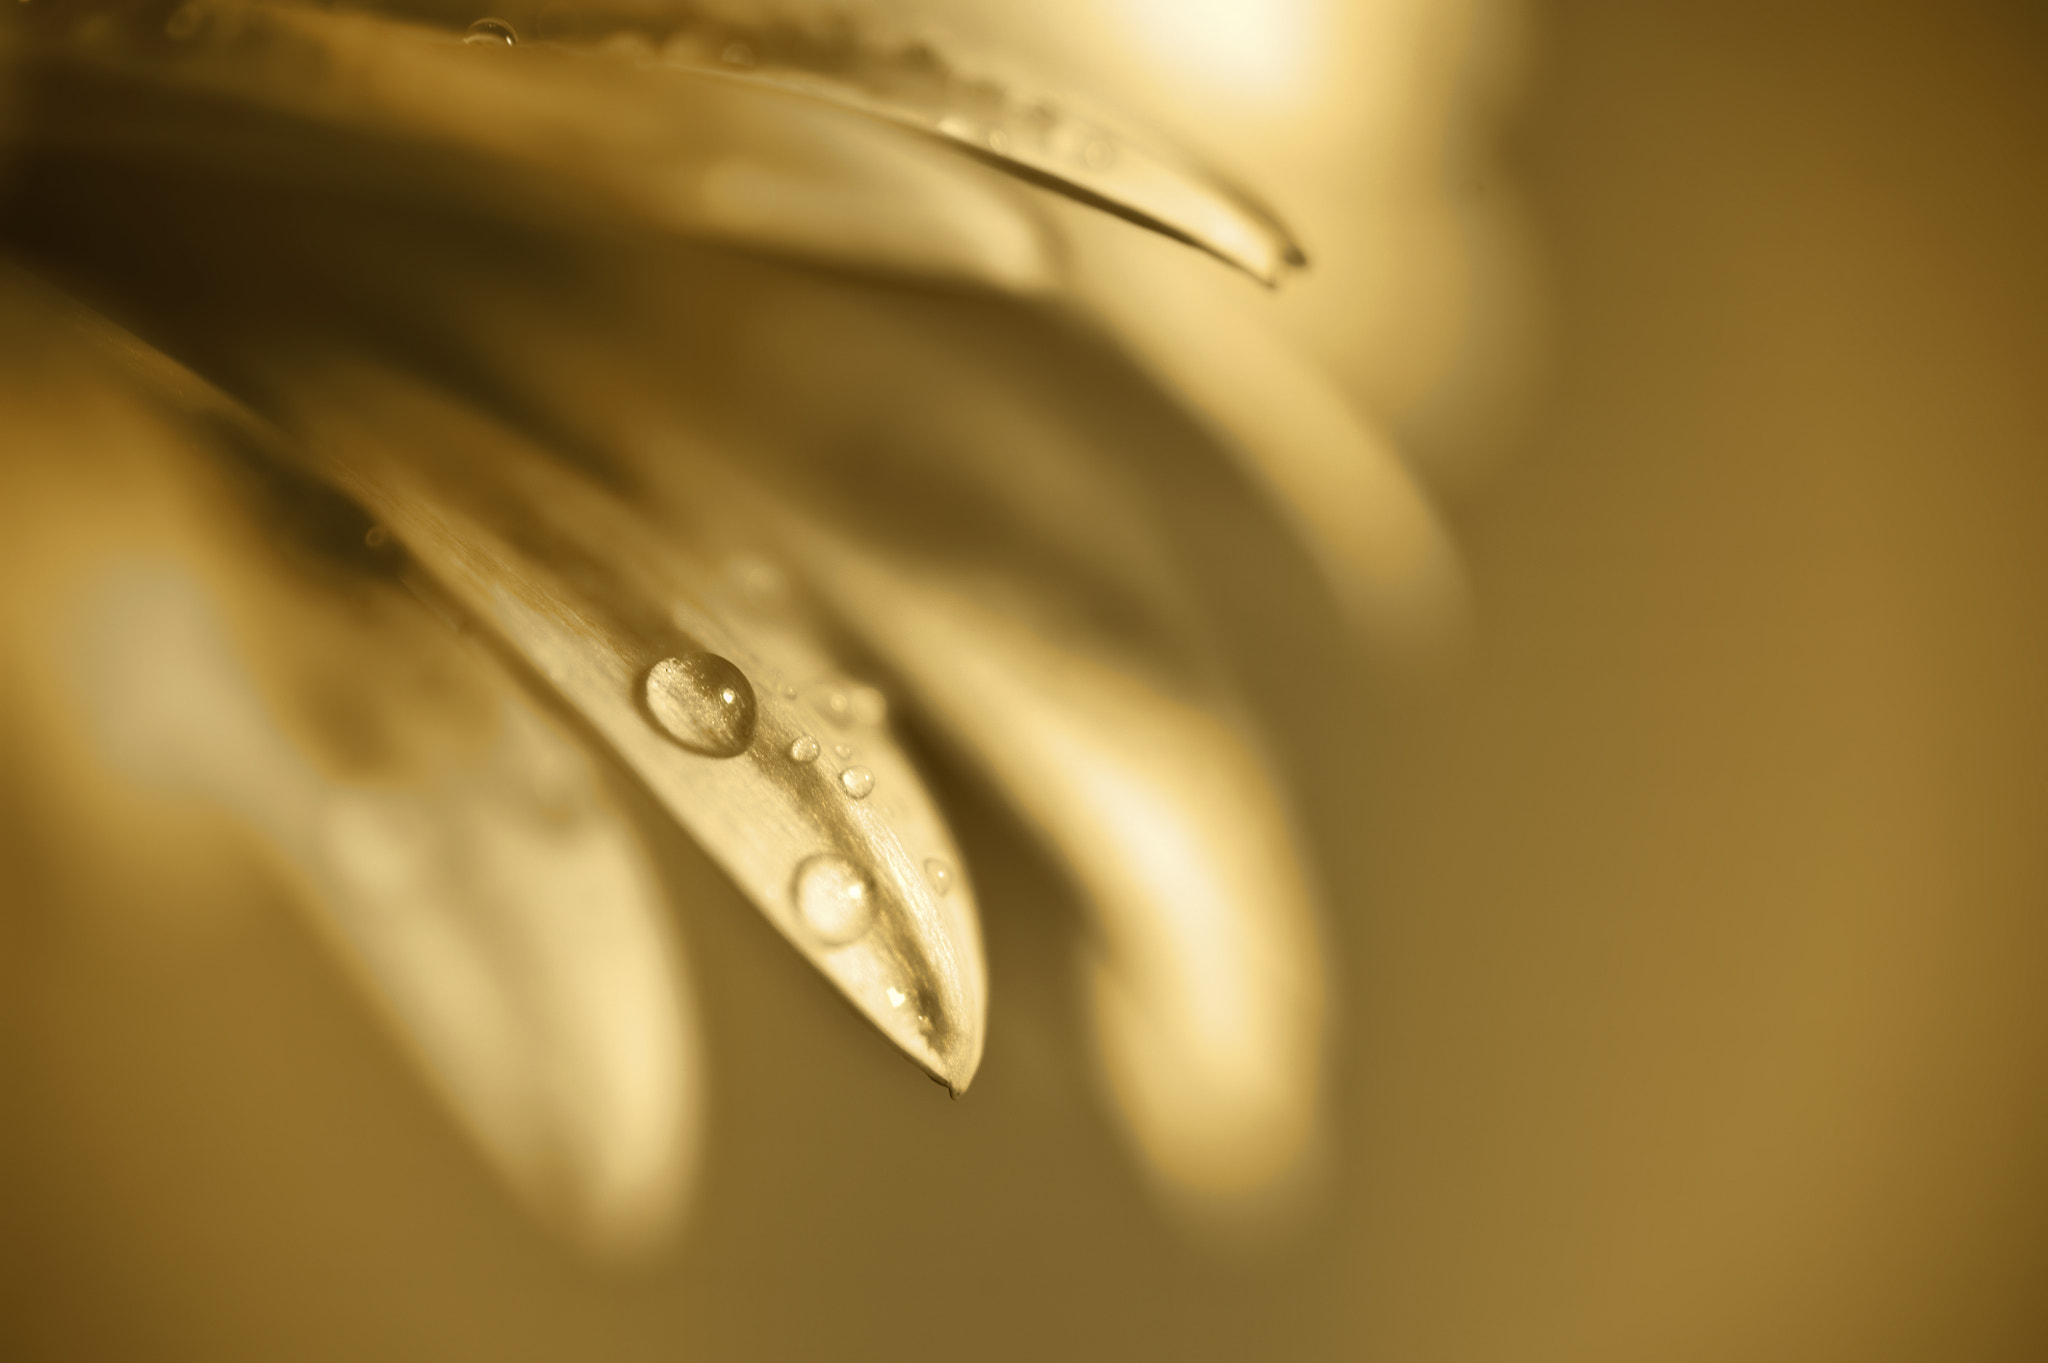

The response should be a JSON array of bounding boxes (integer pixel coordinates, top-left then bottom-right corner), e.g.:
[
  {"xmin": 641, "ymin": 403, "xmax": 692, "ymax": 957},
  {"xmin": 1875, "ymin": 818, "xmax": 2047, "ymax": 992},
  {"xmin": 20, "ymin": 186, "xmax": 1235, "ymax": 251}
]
[
  {"xmin": 363, "ymin": 525, "xmax": 390, "ymax": 549},
  {"xmin": 833, "ymin": 743, "xmax": 852, "ymax": 760},
  {"xmin": 164, "ymin": 2, "xmax": 204, "ymax": 40},
  {"xmin": 464, "ymin": 17, "xmax": 517, "ymax": 46},
  {"xmin": 644, "ymin": 653, "xmax": 757, "ymax": 757},
  {"xmin": 1082, "ymin": 138, "xmax": 1113, "ymax": 170},
  {"xmin": 887, "ymin": 986, "xmax": 908, "ymax": 1008},
  {"xmin": 839, "ymin": 766, "xmax": 874, "ymax": 800},
  {"xmin": 924, "ymin": 858, "xmax": 954, "ymax": 896},
  {"xmin": 986, "ymin": 127, "xmax": 1010, "ymax": 153},
  {"xmin": 781, "ymin": 684, "xmax": 799, "ymax": 699},
  {"xmin": 722, "ymin": 41, "xmax": 755, "ymax": 67},
  {"xmin": 788, "ymin": 734, "xmax": 820, "ymax": 764},
  {"xmin": 792, "ymin": 853, "xmax": 875, "ymax": 945}
]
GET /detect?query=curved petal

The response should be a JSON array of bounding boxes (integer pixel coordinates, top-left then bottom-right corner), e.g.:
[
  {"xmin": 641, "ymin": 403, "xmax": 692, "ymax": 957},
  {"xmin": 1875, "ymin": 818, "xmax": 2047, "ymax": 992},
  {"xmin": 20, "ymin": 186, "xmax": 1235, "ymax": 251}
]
[
  {"xmin": 1, "ymin": 0, "xmax": 1054, "ymax": 291},
  {"xmin": 246, "ymin": 353, "xmax": 989, "ymax": 1091},
  {"xmin": 766, "ymin": 515, "xmax": 1329, "ymax": 1214},
  {"xmin": 0, "ymin": 269, "xmax": 701, "ymax": 1252},
  {"xmin": 1066, "ymin": 221, "xmax": 1468, "ymax": 655}
]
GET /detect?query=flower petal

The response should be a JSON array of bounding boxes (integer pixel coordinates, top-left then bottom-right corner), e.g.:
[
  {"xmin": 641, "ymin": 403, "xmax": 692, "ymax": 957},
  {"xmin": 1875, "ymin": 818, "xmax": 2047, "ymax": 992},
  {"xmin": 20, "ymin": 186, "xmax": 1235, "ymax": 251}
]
[
  {"xmin": 1066, "ymin": 221, "xmax": 1468, "ymax": 655},
  {"xmin": 2, "ymin": 0, "xmax": 1053, "ymax": 290},
  {"xmin": 761, "ymin": 517, "xmax": 1329, "ymax": 1213},
  {"xmin": 0, "ymin": 270, "xmax": 701, "ymax": 1251},
  {"xmin": 242, "ymin": 353, "xmax": 990, "ymax": 1092}
]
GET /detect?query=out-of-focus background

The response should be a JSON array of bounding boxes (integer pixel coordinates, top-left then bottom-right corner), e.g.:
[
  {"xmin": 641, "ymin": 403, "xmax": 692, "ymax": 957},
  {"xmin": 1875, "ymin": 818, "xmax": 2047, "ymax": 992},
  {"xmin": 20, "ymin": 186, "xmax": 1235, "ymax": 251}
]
[{"xmin": 4, "ymin": 2, "xmax": 2046, "ymax": 1359}]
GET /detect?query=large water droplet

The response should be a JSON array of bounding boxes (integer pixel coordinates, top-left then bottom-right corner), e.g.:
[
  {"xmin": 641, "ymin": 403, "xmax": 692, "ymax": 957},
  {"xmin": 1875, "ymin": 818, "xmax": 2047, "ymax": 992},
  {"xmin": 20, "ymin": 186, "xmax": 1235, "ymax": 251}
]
[
  {"xmin": 924, "ymin": 857, "xmax": 954, "ymax": 896},
  {"xmin": 464, "ymin": 17, "xmax": 517, "ymax": 46},
  {"xmin": 793, "ymin": 853, "xmax": 876, "ymax": 945},
  {"xmin": 839, "ymin": 766, "xmax": 874, "ymax": 800},
  {"xmin": 788, "ymin": 734, "xmax": 820, "ymax": 764},
  {"xmin": 644, "ymin": 653, "xmax": 757, "ymax": 756}
]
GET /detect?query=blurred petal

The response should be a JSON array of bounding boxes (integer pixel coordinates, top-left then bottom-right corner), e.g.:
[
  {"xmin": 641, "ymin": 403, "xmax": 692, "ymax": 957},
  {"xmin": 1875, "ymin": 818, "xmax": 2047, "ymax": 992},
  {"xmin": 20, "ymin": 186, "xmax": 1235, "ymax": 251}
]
[
  {"xmin": 771, "ymin": 520, "xmax": 1328, "ymax": 1213},
  {"xmin": 2, "ymin": 0, "xmax": 1053, "ymax": 290},
  {"xmin": 326, "ymin": 0, "xmax": 1304, "ymax": 282},
  {"xmin": 0, "ymin": 270, "xmax": 701, "ymax": 1251},
  {"xmin": 1069, "ymin": 223, "xmax": 1468, "ymax": 653}
]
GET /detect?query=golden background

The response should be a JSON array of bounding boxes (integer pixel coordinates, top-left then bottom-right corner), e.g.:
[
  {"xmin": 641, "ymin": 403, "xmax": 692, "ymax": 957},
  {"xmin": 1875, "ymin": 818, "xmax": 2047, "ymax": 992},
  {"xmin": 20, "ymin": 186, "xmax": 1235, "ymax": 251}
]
[{"xmin": 3, "ymin": 2, "xmax": 2045, "ymax": 1359}]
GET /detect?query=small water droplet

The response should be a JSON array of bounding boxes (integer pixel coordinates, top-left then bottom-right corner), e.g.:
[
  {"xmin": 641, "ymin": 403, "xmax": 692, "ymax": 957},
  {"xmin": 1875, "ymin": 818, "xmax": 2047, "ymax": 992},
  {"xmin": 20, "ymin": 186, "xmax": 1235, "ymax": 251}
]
[
  {"xmin": 1082, "ymin": 138, "xmax": 1113, "ymax": 170},
  {"xmin": 833, "ymin": 743, "xmax": 852, "ymax": 760},
  {"xmin": 363, "ymin": 525, "xmax": 390, "ymax": 549},
  {"xmin": 788, "ymin": 734, "xmax": 820, "ymax": 764},
  {"xmin": 887, "ymin": 986, "xmax": 908, "ymax": 1008},
  {"xmin": 924, "ymin": 858, "xmax": 954, "ymax": 896},
  {"xmin": 986, "ymin": 127, "xmax": 1010, "ymax": 153},
  {"xmin": 721, "ymin": 40, "xmax": 755, "ymax": 67},
  {"xmin": 792, "ymin": 853, "xmax": 875, "ymax": 945},
  {"xmin": 464, "ymin": 17, "xmax": 517, "ymax": 45},
  {"xmin": 644, "ymin": 653, "xmax": 757, "ymax": 757},
  {"xmin": 839, "ymin": 766, "xmax": 874, "ymax": 800}
]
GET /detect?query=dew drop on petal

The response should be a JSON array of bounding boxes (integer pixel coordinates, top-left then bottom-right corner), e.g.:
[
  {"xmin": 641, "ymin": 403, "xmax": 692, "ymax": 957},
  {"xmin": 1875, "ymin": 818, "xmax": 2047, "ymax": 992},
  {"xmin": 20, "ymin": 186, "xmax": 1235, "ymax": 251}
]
[
  {"xmin": 833, "ymin": 743, "xmax": 852, "ymax": 760},
  {"xmin": 788, "ymin": 733, "xmax": 820, "ymax": 764},
  {"xmin": 793, "ymin": 853, "xmax": 876, "ymax": 946},
  {"xmin": 839, "ymin": 766, "xmax": 874, "ymax": 800},
  {"xmin": 887, "ymin": 986, "xmax": 908, "ymax": 1008},
  {"xmin": 464, "ymin": 17, "xmax": 517, "ymax": 45},
  {"xmin": 924, "ymin": 857, "xmax": 954, "ymax": 896},
  {"xmin": 644, "ymin": 653, "xmax": 757, "ymax": 757}
]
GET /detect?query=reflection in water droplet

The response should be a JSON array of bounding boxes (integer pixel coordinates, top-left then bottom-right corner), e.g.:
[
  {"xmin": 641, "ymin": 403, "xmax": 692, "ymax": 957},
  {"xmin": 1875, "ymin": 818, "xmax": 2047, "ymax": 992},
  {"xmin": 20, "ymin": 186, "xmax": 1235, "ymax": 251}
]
[
  {"xmin": 839, "ymin": 766, "xmax": 874, "ymax": 800},
  {"xmin": 789, "ymin": 734, "xmax": 820, "ymax": 764},
  {"xmin": 924, "ymin": 858, "xmax": 954, "ymax": 896},
  {"xmin": 793, "ymin": 853, "xmax": 875, "ymax": 945},
  {"xmin": 464, "ymin": 17, "xmax": 517, "ymax": 45},
  {"xmin": 644, "ymin": 654, "xmax": 757, "ymax": 757}
]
